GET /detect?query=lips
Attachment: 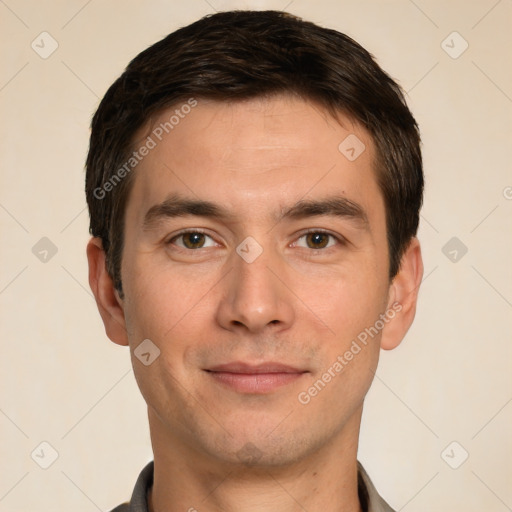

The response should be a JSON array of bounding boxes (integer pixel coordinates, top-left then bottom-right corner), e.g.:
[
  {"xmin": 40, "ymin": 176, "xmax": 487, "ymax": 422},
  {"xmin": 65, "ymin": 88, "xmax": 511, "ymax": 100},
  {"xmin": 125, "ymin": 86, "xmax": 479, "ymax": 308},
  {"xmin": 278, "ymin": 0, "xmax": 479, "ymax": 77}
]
[
  {"xmin": 207, "ymin": 362, "xmax": 305, "ymax": 374},
  {"xmin": 205, "ymin": 362, "xmax": 308, "ymax": 393}
]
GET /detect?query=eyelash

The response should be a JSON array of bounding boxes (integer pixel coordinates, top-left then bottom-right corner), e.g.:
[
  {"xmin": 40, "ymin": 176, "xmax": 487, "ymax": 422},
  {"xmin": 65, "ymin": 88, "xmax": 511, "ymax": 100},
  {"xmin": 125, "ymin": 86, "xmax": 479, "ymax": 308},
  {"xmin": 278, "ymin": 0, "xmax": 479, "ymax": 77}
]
[{"xmin": 165, "ymin": 228, "xmax": 345, "ymax": 253}]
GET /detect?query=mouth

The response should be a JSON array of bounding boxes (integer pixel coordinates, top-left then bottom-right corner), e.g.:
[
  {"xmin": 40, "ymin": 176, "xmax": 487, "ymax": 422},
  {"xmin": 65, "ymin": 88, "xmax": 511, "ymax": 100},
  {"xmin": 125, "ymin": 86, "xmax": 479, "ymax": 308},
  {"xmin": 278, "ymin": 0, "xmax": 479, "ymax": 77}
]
[{"xmin": 204, "ymin": 362, "xmax": 309, "ymax": 394}]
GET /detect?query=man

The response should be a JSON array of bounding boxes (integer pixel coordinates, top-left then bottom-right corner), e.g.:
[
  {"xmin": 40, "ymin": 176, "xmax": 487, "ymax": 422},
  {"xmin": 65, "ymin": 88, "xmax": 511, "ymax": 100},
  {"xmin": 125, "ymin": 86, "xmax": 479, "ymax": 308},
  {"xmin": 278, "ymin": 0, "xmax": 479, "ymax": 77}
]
[{"xmin": 86, "ymin": 10, "xmax": 423, "ymax": 512}]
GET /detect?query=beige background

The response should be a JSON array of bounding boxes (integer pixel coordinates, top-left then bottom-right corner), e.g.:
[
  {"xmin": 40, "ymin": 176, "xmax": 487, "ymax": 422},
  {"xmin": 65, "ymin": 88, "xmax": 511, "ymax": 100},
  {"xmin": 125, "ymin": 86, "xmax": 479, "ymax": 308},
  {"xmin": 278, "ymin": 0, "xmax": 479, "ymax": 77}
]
[{"xmin": 1, "ymin": 0, "xmax": 511, "ymax": 510}]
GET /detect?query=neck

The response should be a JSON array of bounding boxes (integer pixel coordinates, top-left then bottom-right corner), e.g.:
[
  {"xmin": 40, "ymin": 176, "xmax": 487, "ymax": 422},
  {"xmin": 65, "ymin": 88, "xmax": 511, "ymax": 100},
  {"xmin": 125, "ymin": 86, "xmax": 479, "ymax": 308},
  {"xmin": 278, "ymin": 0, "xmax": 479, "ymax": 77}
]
[{"xmin": 147, "ymin": 407, "xmax": 364, "ymax": 512}]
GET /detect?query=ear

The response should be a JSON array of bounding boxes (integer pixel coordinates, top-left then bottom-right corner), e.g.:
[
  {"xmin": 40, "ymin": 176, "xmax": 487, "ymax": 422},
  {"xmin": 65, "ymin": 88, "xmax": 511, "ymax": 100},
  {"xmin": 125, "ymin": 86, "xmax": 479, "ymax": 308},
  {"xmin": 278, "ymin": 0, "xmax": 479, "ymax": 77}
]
[
  {"xmin": 86, "ymin": 237, "xmax": 129, "ymax": 346},
  {"xmin": 380, "ymin": 237, "xmax": 423, "ymax": 350}
]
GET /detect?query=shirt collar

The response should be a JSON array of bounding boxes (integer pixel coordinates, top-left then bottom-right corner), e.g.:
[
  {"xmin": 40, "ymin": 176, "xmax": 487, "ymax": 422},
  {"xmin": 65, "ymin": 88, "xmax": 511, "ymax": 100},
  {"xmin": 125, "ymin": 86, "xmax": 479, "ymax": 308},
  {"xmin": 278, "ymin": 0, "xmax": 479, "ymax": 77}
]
[{"xmin": 123, "ymin": 460, "xmax": 395, "ymax": 512}]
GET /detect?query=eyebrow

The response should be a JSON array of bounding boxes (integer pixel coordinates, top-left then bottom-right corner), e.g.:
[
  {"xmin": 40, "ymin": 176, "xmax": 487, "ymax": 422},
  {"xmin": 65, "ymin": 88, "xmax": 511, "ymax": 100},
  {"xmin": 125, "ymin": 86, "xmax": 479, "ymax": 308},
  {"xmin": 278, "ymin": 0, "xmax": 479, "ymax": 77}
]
[{"xmin": 142, "ymin": 192, "xmax": 369, "ymax": 231}]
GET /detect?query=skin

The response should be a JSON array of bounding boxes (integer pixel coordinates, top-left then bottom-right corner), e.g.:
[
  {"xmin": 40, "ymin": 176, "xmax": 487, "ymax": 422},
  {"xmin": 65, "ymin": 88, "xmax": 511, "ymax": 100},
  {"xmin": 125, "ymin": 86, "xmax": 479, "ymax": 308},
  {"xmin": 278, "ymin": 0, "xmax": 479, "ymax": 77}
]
[{"xmin": 87, "ymin": 94, "xmax": 423, "ymax": 512}]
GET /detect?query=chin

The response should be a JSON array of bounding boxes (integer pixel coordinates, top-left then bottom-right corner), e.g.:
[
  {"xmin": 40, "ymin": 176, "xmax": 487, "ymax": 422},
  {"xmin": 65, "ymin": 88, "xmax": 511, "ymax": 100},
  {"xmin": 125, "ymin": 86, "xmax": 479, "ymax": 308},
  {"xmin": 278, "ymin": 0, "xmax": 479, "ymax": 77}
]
[{"xmin": 197, "ymin": 422, "xmax": 327, "ymax": 470}]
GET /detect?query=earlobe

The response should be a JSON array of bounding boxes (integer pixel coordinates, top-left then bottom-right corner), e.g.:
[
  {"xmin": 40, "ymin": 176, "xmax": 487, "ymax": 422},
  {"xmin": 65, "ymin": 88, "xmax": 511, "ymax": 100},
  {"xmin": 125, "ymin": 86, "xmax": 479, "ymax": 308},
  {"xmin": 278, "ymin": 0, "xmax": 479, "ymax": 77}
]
[
  {"xmin": 86, "ymin": 237, "xmax": 129, "ymax": 346},
  {"xmin": 381, "ymin": 237, "xmax": 424, "ymax": 350}
]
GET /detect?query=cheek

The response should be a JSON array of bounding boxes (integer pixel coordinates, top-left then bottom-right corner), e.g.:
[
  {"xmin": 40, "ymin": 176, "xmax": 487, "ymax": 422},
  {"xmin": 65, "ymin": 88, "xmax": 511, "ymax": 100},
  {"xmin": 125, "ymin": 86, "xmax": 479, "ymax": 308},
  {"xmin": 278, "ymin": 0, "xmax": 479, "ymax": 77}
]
[
  {"xmin": 123, "ymin": 275, "xmax": 202, "ymax": 417},
  {"xmin": 298, "ymin": 257, "xmax": 389, "ymax": 342},
  {"xmin": 297, "ymin": 274, "xmax": 387, "ymax": 419},
  {"xmin": 122, "ymin": 263, "xmax": 216, "ymax": 387},
  {"xmin": 122, "ymin": 252, "xmax": 209, "ymax": 337}
]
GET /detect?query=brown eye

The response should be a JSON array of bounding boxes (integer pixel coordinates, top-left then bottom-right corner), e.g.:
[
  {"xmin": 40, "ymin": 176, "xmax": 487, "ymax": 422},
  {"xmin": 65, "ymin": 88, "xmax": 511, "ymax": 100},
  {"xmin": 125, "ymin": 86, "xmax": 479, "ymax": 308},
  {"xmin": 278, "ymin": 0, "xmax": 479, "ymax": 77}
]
[
  {"xmin": 296, "ymin": 231, "xmax": 339, "ymax": 250},
  {"xmin": 305, "ymin": 232, "xmax": 330, "ymax": 249},
  {"xmin": 168, "ymin": 231, "xmax": 216, "ymax": 250},
  {"xmin": 181, "ymin": 232, "xmax": 206, "ymax": 249}
]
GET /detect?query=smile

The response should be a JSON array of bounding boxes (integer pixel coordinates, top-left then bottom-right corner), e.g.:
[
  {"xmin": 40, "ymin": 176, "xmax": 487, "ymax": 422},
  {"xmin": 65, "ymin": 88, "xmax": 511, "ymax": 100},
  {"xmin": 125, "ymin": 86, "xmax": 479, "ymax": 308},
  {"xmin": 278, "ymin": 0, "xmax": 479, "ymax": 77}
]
[{"xmin": 205, "ymin": 362, "xmax": 309, "ymax": 394}]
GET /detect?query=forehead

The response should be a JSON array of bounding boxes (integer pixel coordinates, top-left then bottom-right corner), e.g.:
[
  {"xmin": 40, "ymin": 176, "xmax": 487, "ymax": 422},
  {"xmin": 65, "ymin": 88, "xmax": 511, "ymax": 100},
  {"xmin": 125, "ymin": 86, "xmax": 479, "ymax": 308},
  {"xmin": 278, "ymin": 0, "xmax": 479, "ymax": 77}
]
[
  {"xmin": 125, "ymin": 95, "xmax": 383, "ymax": 228},
  {"xmin": 141, "ymin": 95, "xmax": 370, "ymax": 171}
]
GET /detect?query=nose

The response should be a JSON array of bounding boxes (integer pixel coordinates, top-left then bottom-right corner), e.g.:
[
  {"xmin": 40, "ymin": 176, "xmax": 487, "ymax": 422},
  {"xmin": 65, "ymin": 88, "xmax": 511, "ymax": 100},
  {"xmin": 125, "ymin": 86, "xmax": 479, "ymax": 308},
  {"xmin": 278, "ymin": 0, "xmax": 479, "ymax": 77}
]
[{"xmin": 215, "ymin": 243, "xmax": 295, "ymax": 334}]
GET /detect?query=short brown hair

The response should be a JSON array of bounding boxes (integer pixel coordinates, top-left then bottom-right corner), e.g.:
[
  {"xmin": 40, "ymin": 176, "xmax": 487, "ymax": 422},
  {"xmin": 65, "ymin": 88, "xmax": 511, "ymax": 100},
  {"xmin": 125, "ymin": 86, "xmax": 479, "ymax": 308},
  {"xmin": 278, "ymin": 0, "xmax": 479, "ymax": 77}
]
[{"xmin": 86, "ymin": 10, "xmax": 423, "ymax": 297}]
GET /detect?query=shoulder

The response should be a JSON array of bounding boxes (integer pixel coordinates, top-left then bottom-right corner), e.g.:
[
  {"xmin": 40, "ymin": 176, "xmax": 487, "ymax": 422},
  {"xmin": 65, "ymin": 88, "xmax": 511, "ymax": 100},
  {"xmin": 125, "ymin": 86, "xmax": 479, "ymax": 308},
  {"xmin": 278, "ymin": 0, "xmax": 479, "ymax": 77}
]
[
  {"xmin": 357, "ymin": 461, "xmax": 396, "ymax": 512},
  {"xmin": 108, "ymin": 461, "xmax": 154, "ymax": 512},
  {"xmin": 108, "ymin": 503, "xmax": 130, "ymax": 512}
]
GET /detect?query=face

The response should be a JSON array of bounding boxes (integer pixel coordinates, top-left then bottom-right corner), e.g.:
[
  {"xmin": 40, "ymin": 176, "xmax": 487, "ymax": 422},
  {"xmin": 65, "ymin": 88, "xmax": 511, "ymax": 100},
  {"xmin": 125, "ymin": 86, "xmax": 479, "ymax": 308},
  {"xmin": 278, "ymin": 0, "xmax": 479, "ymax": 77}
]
[{"xmin": 95, "ymin": 95, "xmax": 418, "ymax": 468}]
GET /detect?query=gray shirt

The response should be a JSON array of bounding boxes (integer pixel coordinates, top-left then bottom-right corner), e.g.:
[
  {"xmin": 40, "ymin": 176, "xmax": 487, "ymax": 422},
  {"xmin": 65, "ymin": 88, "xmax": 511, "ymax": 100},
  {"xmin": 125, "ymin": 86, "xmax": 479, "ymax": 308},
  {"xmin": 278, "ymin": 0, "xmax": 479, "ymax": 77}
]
[{"xmin": 111, "ymin": 460, "xmax": 395, "ymax": 512}]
